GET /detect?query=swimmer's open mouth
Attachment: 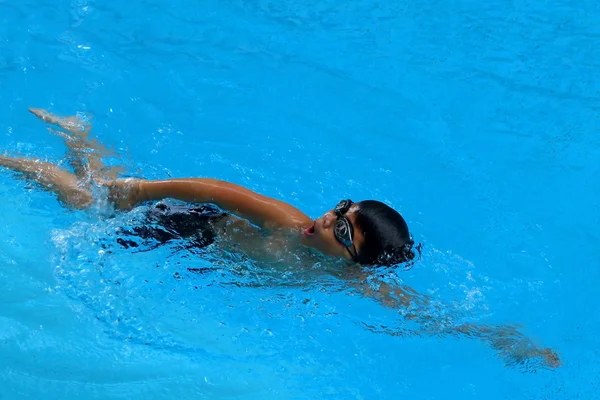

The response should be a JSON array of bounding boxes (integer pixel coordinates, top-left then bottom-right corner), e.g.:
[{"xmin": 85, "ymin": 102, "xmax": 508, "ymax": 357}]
[{"xmin": 304, "ymin": 223, "xmax": 315, "ymax": 236}]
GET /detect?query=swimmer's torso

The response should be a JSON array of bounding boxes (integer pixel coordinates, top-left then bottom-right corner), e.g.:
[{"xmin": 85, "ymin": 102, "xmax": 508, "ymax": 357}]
[{"xmin": 113, "ymin": 201, "xmax": 335, "ymax": 273}]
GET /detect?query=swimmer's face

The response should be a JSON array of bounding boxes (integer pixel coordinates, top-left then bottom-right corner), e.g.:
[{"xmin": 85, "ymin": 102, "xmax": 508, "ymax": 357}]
[{"xmin": 302, "ymin": 200, "xmax": 365, "ymax": 262}]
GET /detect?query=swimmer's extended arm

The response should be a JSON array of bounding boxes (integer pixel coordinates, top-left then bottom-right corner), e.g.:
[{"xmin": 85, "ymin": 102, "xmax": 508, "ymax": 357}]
[
  {"xmin": 353, "ymin": 276, "xmax": 561, "ymax": 370},
  {"xmin": 108, "ymin": 178, "xmax": 312, "ymax": 229}
]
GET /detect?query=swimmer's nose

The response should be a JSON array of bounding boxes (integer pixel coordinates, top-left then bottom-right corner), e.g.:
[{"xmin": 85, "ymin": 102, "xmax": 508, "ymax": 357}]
[{"xmin": 323, "ymin": 212, "xmax": 335, "ymax": 229}]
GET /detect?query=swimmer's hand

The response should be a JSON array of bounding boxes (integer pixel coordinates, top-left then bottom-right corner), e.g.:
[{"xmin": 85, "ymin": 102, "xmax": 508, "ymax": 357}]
[
  {"xmin": 539, "ymin": 348, "xmax": 562, "ymax": 369},
  {"xmin": 454, "ymin": 323, "xmax": 562, "ymax": 370},
  {"xmin": 104, "ymin": 178, "xmax": 144, "ymax": 210}
]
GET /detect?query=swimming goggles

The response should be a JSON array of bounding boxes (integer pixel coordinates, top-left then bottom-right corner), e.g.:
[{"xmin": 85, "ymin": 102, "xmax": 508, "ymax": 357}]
[{"xmin": 334, "ymin": 199, "xmax": 359, "ymax": 262}]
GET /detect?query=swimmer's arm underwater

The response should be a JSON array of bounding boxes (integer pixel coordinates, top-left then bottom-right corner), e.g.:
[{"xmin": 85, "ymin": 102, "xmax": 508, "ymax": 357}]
[
  {"xmin": 352, "ymin": 276, "xmax": 561, "ymax": 370},
  {"xmin": 108, "ymin": 178, "xmax": 312, "ymax": 230}
]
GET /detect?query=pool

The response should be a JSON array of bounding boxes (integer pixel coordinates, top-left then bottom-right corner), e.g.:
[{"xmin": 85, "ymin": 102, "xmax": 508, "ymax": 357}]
[{"xmin": 1, "ymin": 0, "xmax": 598, "ymax": 398}]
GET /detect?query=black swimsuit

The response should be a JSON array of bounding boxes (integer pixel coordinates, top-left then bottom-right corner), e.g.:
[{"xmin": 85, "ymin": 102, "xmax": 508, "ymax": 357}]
[{"xmin": 113, "ymin": 202, "xmax": 228, "ymax": 252}]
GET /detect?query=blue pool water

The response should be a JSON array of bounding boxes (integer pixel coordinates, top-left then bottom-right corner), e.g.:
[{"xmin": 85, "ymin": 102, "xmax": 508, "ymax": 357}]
[{"xmin": 1, "ymin": 0, "xmax": 599, "ymax": 398}]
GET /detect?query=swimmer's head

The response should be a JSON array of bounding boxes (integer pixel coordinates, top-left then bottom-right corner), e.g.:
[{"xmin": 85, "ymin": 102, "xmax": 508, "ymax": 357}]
[{"xmin": 303, "ymin": 199, "xmax": 415, "ymax": 266}]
